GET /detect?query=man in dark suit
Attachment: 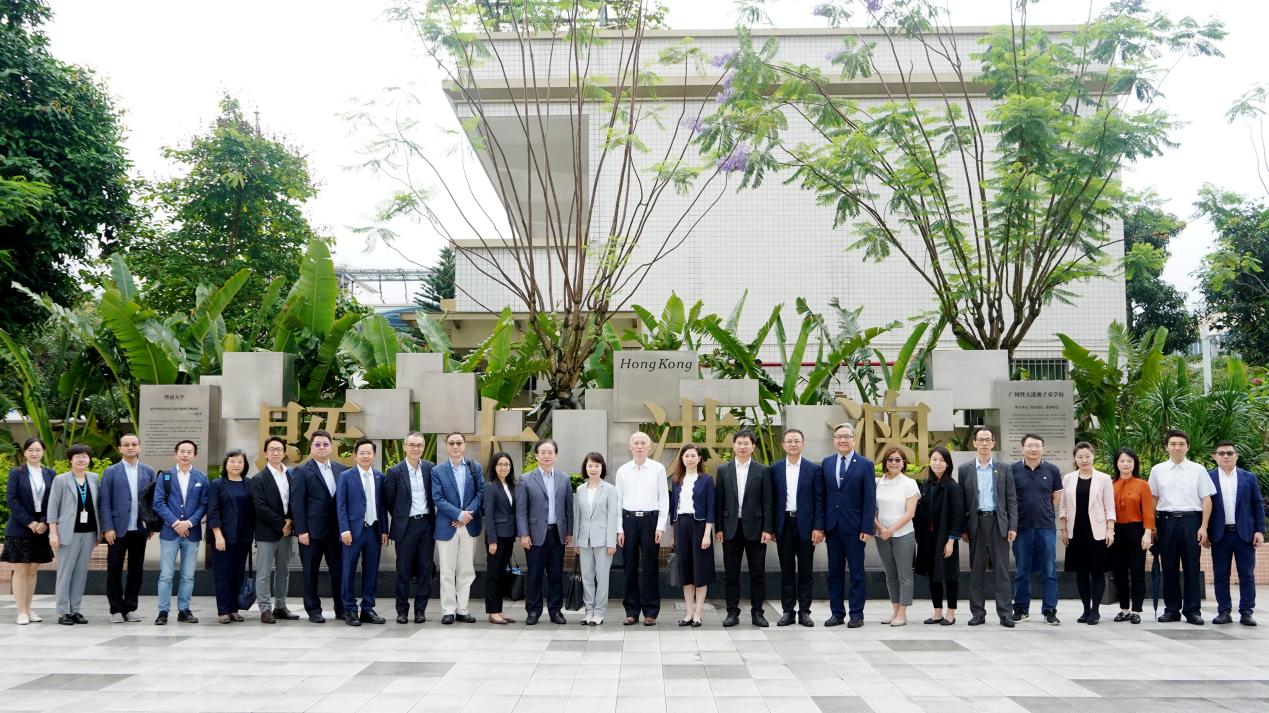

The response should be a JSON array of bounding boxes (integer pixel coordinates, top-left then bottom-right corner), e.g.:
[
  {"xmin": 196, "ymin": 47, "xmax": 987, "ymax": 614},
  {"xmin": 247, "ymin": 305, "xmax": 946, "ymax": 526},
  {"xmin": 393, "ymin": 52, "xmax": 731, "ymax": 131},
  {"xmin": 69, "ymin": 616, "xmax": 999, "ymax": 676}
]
[
  {"xmin": 819, "ymin": 423, "xmax": 876, "ymax": 627},
  {"xmin": 384, "ymin": 431, "xmax": 437, "ymax": 624},
  {"xmin": 431, "ymin": 432, "xmax": 484, "ymax": 625},
  {"xmin": 290, "ymin": 430, "xmax": 346, "ymax": 623},
  {"xmin": 958, "ymin": 426, "xmax": 1018, "ymax": 628},
  {"xmin": 1207, "ymin": 441, "xmax": 1266, "ymax": 626},
  {"xmin": 337, "ymin": 437, "xmax": 388, "ymax": 626},
  {"xmin": 251, "ymin": 436, "xmax": 298, "ymax": 623},
  {"xmin": 772, "ymin": 428, "xmax": 824, "ymax": 627},
  {"xmin": 98, "ymin": 433, "xmax": 156, "ymax": 623},
  {"xmin": 516, "ymin": 438, "xmax": 573, "ymax": 625},
  {"xmin": 716, "ymin": 430, "xmax": 775, "ymax": 627}
]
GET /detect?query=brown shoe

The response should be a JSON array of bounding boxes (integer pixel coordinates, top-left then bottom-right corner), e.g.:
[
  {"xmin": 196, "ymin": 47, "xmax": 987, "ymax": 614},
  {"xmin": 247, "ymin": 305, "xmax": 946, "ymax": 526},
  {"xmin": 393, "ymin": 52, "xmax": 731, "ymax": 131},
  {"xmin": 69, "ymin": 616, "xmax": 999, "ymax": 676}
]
[
  {"xmin": 218, "ymin": 614, "xmax": 232, "ymax": 624},
  {"xmin": 624, "ymin": 616, "xmax": 638, "ymax": 626},
  {"xmin": 260, "ymin": 610, "xmax": 275, "ymax": 624},
  {"xmin": 488, "ymin": 615, "xmax": 509, "ymax": 625},
  {"xmin": 644, "ymin": 617, "xmax": 657, "ymax": 626},
  {"xmin": 229, "ymin": 612, "xmax": 244, "ymax": 622},
  {"xmin": 273, "ymin": 607, "xmax": 300, "ymax": 621}
]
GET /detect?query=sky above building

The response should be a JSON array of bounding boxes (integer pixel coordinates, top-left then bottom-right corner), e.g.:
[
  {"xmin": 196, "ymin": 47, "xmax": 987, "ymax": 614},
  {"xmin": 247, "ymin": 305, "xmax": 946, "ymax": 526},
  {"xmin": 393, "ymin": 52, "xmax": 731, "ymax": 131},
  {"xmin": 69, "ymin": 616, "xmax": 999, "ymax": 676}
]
[{"xmin": 46, "ymin": 0, "xmax": 1266, "ymax": 302}]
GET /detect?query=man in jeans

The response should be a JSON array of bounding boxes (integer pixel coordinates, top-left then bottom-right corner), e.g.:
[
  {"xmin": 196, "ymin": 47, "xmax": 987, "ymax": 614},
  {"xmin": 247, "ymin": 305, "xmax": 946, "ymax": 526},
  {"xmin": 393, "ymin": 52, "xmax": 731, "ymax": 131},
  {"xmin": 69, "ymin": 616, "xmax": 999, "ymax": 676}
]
[
  {"xmin": 1011, "ymin": 434, "xmax": 1063, "ymax": 626},
  {"xmin": 153, "ymin": 439, "xmax": 209, "ymax": 625}
]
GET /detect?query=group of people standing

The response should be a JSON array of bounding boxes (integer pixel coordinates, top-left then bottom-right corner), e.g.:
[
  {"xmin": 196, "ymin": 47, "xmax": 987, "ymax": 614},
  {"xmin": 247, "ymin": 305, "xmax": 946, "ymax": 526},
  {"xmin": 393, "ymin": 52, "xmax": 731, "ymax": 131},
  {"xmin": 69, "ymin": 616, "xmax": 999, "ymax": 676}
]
[{"xmin": 3, "ymin": 423, "xmax": 1263, "ymax": 629}]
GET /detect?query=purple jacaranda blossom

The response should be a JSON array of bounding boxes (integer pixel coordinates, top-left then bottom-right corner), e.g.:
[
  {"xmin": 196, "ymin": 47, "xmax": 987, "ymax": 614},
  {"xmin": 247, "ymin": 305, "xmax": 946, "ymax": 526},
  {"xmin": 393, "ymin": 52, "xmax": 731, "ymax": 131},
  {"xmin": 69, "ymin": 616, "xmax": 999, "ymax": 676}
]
[
  {"xmin": 714, "ymin": 86, "xmax": 736, "ymax": 103},
  {"xmin": 712, "ymin": 50, "xmax": 738, "ymax": 68},
  {"xmin": 717, "ymin": 146, "xmax": 750, "ymax": 173},
  {"xmin": 812, "ymin": 3, "xmax": 834, "ymax": 18},
  {"xmin": 866, "ymin": 0, "xmax": 883, "ymax": 12},
  {"xmin": 722, "ymin": 73, "xmax": 733, "ymax": 89},
  {"xmin": 826, "ymin": 50, "xmax": 848, "ymax": 63},
  {"xmin": 680, "ymin": 117, "xmax": 705, "ymax": 134}
]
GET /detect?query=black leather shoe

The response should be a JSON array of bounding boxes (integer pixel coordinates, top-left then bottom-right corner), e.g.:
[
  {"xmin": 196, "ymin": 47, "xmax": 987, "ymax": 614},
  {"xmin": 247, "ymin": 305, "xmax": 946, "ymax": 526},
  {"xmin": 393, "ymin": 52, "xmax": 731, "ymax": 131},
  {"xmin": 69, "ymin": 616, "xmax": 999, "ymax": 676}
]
[
  {"xmin": 415, "ymin": 613, "xmax": 427, "ymax": 624},
  {"xmin": 1113, "ymin": 612, "xmax": 1130, "ymax": 623},
  {"xmin": 344, "ymin": 613, "xmax": 361, "ymax": 626},
  {"xmin": 1185, "ymin": 613, "xmax": 1205, "ymax": 625},
  {"xmin": 70, "ymin": 612, "xmax": 88, "ymax": 624},
  {"xmin": 1240, "ymin": 614, "xmax": 1257, "ymax": 626},
  {"xmin": 273, "ymin": 608, "xmax": 299, "ymax": 620},
  {"xmin": 722, "ymin": 614, "xmax": 740, "ymax": 627},
  {"xmin": 308, "ymin": 613, "xmax": 326, "ymax": 624},
  {"xmin": 1086, "ymin": 612, "xmax": 1100, "ymax": 625},
  {"xmin": 798, "ymin": 613, "xmax": 814, "ymax": 627},
  {"xmin": 442, "ymin": 614, "xmax": 455, "ymax": 625},
  {"xmin": 177, "ymin": 610, "xmax": 198, "ymax": 624},
  {"xmin": 999, "ymin": 617, "xmax": 1015, "ymax": 628},
  {"xmin": 550, "ymin": 612, "xmax": 567, "ymax": 625},
  {"xmin": 777, "ymin": 612, "xmax": 795, "ymax": 626},
  {"xmin": 847, "ymin": 618, "xmax": 864, "ymax": 628},
  {"xmin": 967, "ymin": 615, "xmax": 986, "ymax": 626},
  {"xmin": 1212, "ymin": 612, "xmax": 1233, "ymax": 624},
  {"xmin": 525, "ymin": 613, "xmax": 540, "ymax": 625},
  {"xmin": 360, "ymin": 609, "xmax": 386, "ymax": 624},
  {"xmin": 824, "ymin": 616, "xmax": 845, "ymax": 627},
  {"xmin": 752, "ymin": 614, "xmax": 769, "ymax": 628},
  {"xmin": 154, "ymin": 611, "xmax": 168, "ymax": 625},
  {"xmin": 396, "ymin": 613, "xmax": 409, "ymax": 624},
  {"xmin": 456, "ymin": 613, "xmax": 476, "ymax": 624},
  {"xmin": 58, "ymin": 614, "xmax": 75, "ymax": 626},
  {"xmin": 1158, "ymin": 612, "xmax": 1182, "ymax": 623}
]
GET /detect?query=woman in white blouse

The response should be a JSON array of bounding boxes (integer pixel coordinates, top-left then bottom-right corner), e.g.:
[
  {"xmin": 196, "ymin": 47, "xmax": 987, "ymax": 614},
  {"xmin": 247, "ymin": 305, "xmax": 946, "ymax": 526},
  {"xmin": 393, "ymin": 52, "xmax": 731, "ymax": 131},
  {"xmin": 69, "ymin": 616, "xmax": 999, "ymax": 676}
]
[
  {"xmin": 669, "ymin": 445, "xmax": 716, "ymax": 627},
  {"xmin": 2, "ymin": 438, "xmax": 56, "ymax": 624},
  {"xmin": 874, "ymin": 447, "xmax": 921, "ymax": 626}
]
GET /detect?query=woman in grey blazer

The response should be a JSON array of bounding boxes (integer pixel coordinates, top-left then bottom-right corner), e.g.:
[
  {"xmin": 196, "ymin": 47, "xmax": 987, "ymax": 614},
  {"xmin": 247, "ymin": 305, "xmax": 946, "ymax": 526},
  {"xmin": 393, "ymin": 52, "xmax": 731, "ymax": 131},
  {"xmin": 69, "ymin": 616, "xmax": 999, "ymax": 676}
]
[
  {"xmin": 47, "ymin": 444, "xmax": 102, "ymax": 625},
  {"xmin": 573, "ymin": 453, "xmax": 619, "ymax": 625}
]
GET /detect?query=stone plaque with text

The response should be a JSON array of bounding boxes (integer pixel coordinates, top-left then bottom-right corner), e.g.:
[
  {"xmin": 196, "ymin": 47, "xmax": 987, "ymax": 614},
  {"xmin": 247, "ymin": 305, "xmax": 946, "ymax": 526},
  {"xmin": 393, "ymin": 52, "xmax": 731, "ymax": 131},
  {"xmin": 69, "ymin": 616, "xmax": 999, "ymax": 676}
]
[
  {"xmin": 139, "ymin": 385, "xmax": 220, "ymax": 474},
  {"xmin": 995, "ymin": 380, "xmax": 1075, "ymax": 473}
]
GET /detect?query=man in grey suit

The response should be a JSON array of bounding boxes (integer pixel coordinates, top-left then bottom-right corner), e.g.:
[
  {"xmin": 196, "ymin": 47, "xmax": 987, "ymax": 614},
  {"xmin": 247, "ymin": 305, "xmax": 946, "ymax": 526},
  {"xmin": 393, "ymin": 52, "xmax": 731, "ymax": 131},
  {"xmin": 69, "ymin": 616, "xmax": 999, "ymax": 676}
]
[
  {"xmin": 516, "ymin": 439, "xmax": 574, "ymax": 625},
  {"xmin": 959, "ymin": 426, "xmax": 1018, "ymax": 627},
  {"xmin": 715, "ymin": 430, "xmax": 775, "ymax": 628}
]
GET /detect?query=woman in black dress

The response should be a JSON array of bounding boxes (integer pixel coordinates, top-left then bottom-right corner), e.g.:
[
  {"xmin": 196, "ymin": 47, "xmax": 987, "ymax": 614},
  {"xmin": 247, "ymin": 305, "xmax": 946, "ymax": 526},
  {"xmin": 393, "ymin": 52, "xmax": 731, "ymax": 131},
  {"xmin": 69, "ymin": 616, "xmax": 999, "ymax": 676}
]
[
  {"xmin": 914, "ymin": 446, "xmax": 963, "ymax": 625},
  {"xmin": 208, "ymin": 449, "xmax": 256, "ymax": 623},
  {"xmin": 3, "ymin": 437, "xmax": 56, "ymax": 625},
  {"xmin": 1059, "ymin": 442, "xmax": 1117, "ymax": 624}
]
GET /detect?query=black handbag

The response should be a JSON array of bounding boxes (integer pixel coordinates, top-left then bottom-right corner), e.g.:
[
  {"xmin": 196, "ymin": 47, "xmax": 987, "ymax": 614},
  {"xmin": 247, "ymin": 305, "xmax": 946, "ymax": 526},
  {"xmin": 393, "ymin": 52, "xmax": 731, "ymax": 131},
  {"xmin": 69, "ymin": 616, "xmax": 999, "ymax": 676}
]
[
  {"xmin": 667, "ymin": 552, "xmax": 681, "ymax": 588},
  {"xmin": 137, "ymin": 476, "xmax": 169, "ymax": 533},
  {"xmin": 238, "ymin": 547, "xmax": 257, "ymax": 611},
  {"xmin": 502, "ymin": 557, "xmax": 525, "ymax": 601},
  {"xmin": 564, "ymin": 560, "xmax": 585, "ymax": 611}
]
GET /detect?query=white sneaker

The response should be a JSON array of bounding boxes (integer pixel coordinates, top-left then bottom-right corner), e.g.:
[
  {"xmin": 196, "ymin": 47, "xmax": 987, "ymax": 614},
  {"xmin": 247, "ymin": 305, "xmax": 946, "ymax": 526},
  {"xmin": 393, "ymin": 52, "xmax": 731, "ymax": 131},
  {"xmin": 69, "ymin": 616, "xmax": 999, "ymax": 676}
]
[
  {"xmin": 110, "ymin": 612, "xmax": 125, "ymax": 624},
  {"xmin": 123, "ymin": 611, "xmax": 142, "ymax": 622},
  {"xmin": 582, "ymin": 614, "xmax": 593, "ymax": 625},
  {"xmin": 16, "ymin": 613, "xmax": 29, "ymax": 625},
  {"xmin": 27, "ymin": 611, "xmax": 42, "ymax": 623},
  {"xmin": 593, "ymin": 617, "xmax": 603, "ymax": 626}
]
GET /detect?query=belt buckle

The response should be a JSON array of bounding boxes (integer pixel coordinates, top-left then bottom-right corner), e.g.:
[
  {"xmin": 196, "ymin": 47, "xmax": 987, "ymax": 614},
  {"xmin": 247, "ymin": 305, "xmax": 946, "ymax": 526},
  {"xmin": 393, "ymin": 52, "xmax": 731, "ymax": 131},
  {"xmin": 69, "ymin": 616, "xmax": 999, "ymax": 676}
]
[{"xmin": 634, "ymin": 511, "xmax": 646, "ymax": 517}]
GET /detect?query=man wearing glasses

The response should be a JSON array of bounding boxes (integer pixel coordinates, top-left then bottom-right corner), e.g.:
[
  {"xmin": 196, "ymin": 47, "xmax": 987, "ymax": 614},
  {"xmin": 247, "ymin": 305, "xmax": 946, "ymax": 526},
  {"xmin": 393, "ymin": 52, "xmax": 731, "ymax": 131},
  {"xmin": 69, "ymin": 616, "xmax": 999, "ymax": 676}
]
[
  {"xmin": 251, "ymin": 436, "xmax": 298, "ymax": 623},
  {"xmin": 383, "ymin": 432, "xmax": 436, "ymax": 624},
  {"xmin": 1206, "ymin": 441, "xmax": 1265, "ymax": 626},
  {"xmin": 431, "ymin": 432, "xmax": 484, "ymax": 625},
  {"xmin": 958, "ymin": 426, "xmax": 1018, "ymax": 628},
  {"xmin": 290, "ymin": 430, "xmax": 347, "ymax": 623},
  {"xmin": 819, "ymin": 423, "xmax": 875, "ymax": 627}
]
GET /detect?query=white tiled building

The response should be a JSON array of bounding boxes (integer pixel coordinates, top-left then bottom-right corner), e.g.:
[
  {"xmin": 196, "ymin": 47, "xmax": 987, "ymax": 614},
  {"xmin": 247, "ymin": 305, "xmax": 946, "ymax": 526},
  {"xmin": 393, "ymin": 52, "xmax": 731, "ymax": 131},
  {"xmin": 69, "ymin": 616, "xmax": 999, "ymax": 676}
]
[{"xmin": 445, "ymin": 27, "xmax": 1125, "ymax": 362}]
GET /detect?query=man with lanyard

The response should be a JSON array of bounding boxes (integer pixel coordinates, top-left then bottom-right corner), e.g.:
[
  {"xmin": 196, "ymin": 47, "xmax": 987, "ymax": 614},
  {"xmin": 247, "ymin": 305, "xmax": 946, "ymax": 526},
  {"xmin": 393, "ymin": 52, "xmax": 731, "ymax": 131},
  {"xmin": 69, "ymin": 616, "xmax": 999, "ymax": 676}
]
[
  {"xmin": 99, "ymin": 433, "xmax": 156, "ymax": 623},
  {"xmin": 615, "ymin": 432, "xmax": 669, "ymax": 626},
  {"xmin": 1010, "ymin": 433, "xmax": 1063, "ymax": 626},
  {"xmin": 1150, "ymin": 429, "xmax": 1215, "ymax": 625}
]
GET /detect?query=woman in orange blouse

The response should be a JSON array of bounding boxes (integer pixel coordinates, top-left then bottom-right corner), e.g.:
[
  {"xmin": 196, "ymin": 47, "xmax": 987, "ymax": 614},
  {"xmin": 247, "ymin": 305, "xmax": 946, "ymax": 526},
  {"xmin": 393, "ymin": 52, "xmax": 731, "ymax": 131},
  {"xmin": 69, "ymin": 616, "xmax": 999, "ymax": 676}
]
[{"xmin": 1110, "ymin": 448, "xmax": 1155, "ymax": 624}]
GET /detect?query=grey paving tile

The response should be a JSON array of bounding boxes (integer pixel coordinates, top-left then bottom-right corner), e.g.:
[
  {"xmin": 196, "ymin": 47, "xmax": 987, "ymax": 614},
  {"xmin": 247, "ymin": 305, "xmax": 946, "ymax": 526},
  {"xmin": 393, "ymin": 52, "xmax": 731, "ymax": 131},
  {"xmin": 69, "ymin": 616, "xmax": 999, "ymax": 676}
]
[
  {"xmin": 360, "ymin": 661, "xmax": 454, "ymax": 676},
  {"xmin": 1208, "ymin": 699, "xmax": 1269, "ymax": 712},
  {"xmin": 100, "ymin": 635, "xmax": 191, "ymax": 647},
  {"xmin": 879, "ymin": 640, "xmax": 968, "ymax": 652},
  {"xmin": 1148, "ymin": 629, "xmax": 1235, "ymax": 641},
  {"xmin": 549, "ymin": 641, "xmax": 587, "ymax": 652},
  {"xmin": 11, "ymin": 673, "xmax": 133, "ymax": 691},
  {"xmin": 708, "ymin": 665, "xmax": 753, "ymax": 679},
  {"xmin": 809, "ymin": 697, "xmax": 875, "ymax": 713},
  {"xmin": 1071, "ymin": 680, "xmax": 1269, "ymax": 699},
  {"xmin": 664, "ymin": 665, "xmax": 706, "ymax": 679}
]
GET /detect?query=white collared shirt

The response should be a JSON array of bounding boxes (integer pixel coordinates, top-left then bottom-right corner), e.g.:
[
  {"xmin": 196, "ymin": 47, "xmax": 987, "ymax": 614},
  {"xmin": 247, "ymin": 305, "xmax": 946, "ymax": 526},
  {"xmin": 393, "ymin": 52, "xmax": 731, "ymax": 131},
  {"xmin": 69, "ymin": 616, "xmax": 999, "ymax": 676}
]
[
  {"xmin": 407, "ymin": 460, "xmax": 429, "ymax": 516},
  {"xmin": 358, "ymin": 467, "xmax": 377, "ymax": 526},
  {"xmin": 317, "ymin": 460, "xmax": 336, "ymax": 496},
  {"xmin": 27, "ymin": 464, "xmax": 44, "ymax": 512},
  {"xmin": 267, "ymin": 464, "xmax": 290, "ymax": 515},
  {"xmin": 1148, "ymin": 459, "xmax": 1216, "ymax": 512},
  {"xmin": 123, "ymin": 460, "xmax": 140, "ymax": 531},
  {"xmin": 784, "ymin": 457, "xmax": 801, "ymax": 512},
  {"xmin": 1219, "ymin": 468, "xmax": 1238, "ymax": 522},
  {"xmin": 678, "ymin": 472, "xmax": 698, "ymax": 515},
  {"xmin": 615, "ymin": 458, "xmax": 669, "ymax": 534},
  {"xmin": 175, "ymin": 467, "xmax": 192, "ymax": 501},
  {"xmin": 735, "ymin": 458, "xmax": 752, "ymax": 511}
]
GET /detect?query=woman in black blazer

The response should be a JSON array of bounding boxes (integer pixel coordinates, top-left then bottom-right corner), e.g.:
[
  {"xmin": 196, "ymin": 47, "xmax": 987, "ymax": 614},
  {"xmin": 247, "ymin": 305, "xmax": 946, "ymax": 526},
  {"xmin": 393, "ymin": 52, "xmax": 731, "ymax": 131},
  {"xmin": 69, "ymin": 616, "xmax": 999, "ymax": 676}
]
[
  {"xmin": 669, "ymin": 444, "xmax": 716, "ymax": 627},
  {"xmin": 483, "ymin": 451, "xmax": 518, "ymax": 624},
  {"xmin": 3, "ymin": 438, "xmax": 56, "ymax": 625},
  {"xmin": 207, "ymin": 449, "xmax": 257, "ymax": 624},
  {"xmin": 913, "ymin": 446, "xmax": 963, "ymax": 625}
]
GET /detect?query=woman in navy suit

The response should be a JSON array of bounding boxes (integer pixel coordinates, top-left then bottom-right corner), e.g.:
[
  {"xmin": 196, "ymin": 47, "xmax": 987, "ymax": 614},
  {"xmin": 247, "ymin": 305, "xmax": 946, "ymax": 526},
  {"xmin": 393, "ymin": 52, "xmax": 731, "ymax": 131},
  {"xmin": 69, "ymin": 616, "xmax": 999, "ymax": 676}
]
[
  {"xmin": 669, "ymin": 444, "xmax": 715, "ymax": 627},
  {"xmin": 483, "ymin": 451, "xmax": 518, "ymax": 624},
  {"xmin": 3, "ymin": 437, "xmax": 56, "ymax": 625},
  {"xmin": 207, "ymin": 449, "xmax": 256, "ymax": 624}
]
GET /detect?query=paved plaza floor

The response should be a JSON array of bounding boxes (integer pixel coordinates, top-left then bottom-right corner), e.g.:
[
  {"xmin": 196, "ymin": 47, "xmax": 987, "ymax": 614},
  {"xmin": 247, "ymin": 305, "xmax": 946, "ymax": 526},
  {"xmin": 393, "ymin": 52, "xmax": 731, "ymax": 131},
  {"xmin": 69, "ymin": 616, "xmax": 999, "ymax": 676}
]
[{"xmin": 0, "ymin": 593, "xmax": 1265, "ymax": 713}]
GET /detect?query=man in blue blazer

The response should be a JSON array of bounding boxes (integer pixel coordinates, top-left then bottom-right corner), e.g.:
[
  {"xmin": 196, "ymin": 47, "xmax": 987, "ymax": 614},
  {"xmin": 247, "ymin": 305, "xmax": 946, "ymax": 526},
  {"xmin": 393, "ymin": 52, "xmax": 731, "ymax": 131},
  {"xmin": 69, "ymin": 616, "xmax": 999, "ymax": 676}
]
[
  {"xmin": 1207, "ymin": 441, "xmax": 1266, "ymax": 626},
  {"xmin": 772, "ymin": 428, "xmax": 825, "ymax": 627},
  {"xmin": 152, "ymin": 439, "xmax": 209, "ymax": 625},
  {"xmin": 99, "ymin": 433, "xmax": 156, "ymax": 623},
  {"xmin": 516, "ymin": 438, "xmax": 574, "ymax": 625},
  {"xmin": 337, "ymin": 437, "xmax": 388, "ymax": 626},
  {"xmin": 290, "ymin": 430, "xmax": 346, "ymax": 623},
  {"xmin": 819, "ymin": 423, "xmax": 876, "ymax": 627},
  {"xmin": 431, "ymin": 432, "xmax": 484, "ymax": 625},
  {"xmin": 383, "ymin": 431, "xmax": 437, "ymax": 624}
]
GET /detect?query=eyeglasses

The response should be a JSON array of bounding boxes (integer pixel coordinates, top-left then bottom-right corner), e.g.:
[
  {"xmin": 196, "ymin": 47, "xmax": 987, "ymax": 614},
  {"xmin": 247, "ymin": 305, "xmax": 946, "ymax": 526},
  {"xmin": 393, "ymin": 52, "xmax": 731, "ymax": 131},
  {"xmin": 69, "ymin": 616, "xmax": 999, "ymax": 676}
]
[
  {"xmin": 1215, "ymin": 451, "xmax": 1236, "ymax": 456},
  {"xmin": 446, "ymin": 440, "xmax": 465, "ymax": 446},
  {"xmin": 884, "ymin": 457, "xmax": 904, "ymax": 464},
  {"xmin": 974, "ymin": 437, "xmax": 994, "ymax": 443},
  {"xmin": 833, "ymin": 434, "xmax": 855, "ymax": 440}
]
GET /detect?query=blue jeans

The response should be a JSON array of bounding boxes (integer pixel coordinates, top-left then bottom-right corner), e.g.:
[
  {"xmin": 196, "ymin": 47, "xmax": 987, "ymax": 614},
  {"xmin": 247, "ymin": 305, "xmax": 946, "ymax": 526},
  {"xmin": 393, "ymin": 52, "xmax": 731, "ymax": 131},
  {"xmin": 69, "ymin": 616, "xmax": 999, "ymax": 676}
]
[
  {"xmin": 158, "ymin": 537, "xmax": 199, "ymax": 613},
  {"xmin": 1012, "ymin": 527, "xmax": 1057, "ymax": 614}
]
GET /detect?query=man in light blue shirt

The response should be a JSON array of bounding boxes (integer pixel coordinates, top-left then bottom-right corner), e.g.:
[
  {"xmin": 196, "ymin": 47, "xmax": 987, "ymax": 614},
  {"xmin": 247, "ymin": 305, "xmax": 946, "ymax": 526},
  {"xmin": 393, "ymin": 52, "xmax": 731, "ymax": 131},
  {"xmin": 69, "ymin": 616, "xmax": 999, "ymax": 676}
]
[
  {"xmin": 958, "ymin": 426, "xmax": 1018, "ymax": 628},
  {"xmin": 516, "ymin": 439, "xmax": 573, "ymax": 625},
  {"xmin": 431, "ymin": 432, "xmax": 483, "ymax": 625}
]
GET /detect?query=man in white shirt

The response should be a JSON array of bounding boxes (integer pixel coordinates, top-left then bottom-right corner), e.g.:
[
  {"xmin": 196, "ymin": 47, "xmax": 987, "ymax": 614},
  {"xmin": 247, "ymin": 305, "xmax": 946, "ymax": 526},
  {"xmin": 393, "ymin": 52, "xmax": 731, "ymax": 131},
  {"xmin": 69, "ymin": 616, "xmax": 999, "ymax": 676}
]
[
  {"xmin": 615, "ymin": 432, "xmax": 669, "ymax": 626},
  {"xmin": 1206, "ymin": 441, "xmax": 1266, "ymax": 626},
  {"xmin": 337, "ymin": 438, "xmax": 388, "ymax": 626},
  {"xmin": 251, "ymin": 436, "xmax": 297, "ymax": 623},
  {"xmin": 99, "ymin": 433, "xmax": 156, "ymax": 623},
  {"xmin": 715, "ymin": 430, "xmax": 774, "ymax": 627},
  {"xmin": 153, "ymin": 440, "xmax": 209, "ymax": 625},
  {"xmin": 384, "ymin": 432, "xmax": 437, "ymax": 624},
  {"xmin": 290, "ymin": 430, "xmax": 347, "ymax": 623},
  {"xmin": 772, "ymin": 429, "xmax": 824, "ymax": 627},
  {"xmin": 1149, "ymin": 429, "xmax": 1215, "ymax": 625}
]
